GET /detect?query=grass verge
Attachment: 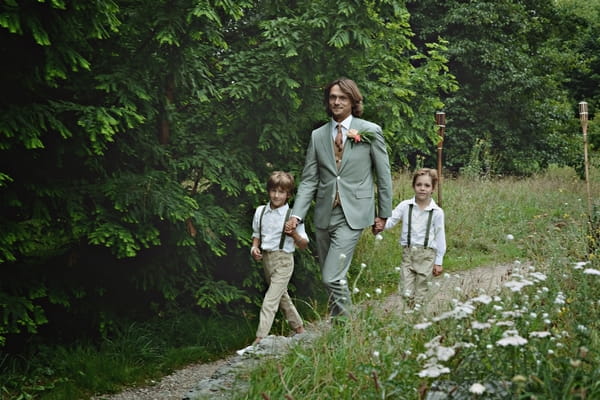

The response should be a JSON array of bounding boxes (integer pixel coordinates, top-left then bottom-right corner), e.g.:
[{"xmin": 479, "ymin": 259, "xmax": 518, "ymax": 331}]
[
  {"xmin": 0, "ymin": 313, "xmax": 254, "ymax": 399},
  {"xmin": 229, "ymin": 166, "xmax": 600, "ymax": 399}
]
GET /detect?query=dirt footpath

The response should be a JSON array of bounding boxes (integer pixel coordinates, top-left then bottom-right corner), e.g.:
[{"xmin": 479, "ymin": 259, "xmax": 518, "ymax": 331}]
[
  {"xmin": 92, "ymin": 263, "xmax": 515, "ymax": 400},
  {"xmin": 383, "ymin": 263, "xmax": 514, "ymax": 313}
]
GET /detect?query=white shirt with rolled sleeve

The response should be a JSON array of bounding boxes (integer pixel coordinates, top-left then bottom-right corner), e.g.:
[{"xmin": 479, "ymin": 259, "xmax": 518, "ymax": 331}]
[
  {"xmin": 252, "ymin": 203, "xmax": 308, "ymax": 253},
  {"xmin": 384, "ymin": 197, "xmax": 446, "ymax": 265}
]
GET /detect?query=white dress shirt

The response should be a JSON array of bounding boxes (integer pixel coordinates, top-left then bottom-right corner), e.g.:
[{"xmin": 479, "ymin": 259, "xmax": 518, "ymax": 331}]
[
  {"xmin": 384, "ymin": 197, "xmax": 446, "ymax": 265},
  {"xmin": 252, "ymin": 203, "xmax": 308, "ymax": 253}
]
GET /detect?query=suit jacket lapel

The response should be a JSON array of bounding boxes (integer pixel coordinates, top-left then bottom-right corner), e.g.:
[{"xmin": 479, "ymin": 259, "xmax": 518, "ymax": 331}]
[
  {"xmin": 321, "ymin": 121, "xmax": 337, "ymax": 168},
  {"xmin": 339, "ymin": 137, "xmax": 350, "ymax": 171},
  {"xmin": 339, "ymin": 118, "xmax": 362, "ymax": 171}
]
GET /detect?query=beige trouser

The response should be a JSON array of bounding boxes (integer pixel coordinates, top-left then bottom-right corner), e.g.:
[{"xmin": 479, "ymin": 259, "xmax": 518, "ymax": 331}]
[
  {"xmin": 400, "ymin": 246, "xmax": 436, "ymax": 305},
  {"xmin": 256, "ymin": 250, "xmax": 303, "ymax": 338}
]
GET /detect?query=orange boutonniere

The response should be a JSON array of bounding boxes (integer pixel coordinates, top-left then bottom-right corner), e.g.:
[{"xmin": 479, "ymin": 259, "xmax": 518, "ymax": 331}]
[{"xmin": 347, "ymin": 129, "xmax": 374, "ymax": 147}]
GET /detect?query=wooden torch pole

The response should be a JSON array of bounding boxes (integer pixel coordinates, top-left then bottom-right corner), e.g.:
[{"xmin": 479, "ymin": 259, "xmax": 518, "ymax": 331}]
[
  {"xmin": 436, "ymin": 112, "xmax": 446, "ymax": 207},
  {"xmin": 580, "ymin": 101, "xmax": 592, "ymax": 218}
]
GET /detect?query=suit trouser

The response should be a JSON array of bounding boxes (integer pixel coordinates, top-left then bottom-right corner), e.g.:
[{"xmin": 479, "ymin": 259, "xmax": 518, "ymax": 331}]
[
  {"xmin": 256, "ymin": 250, "xmax": 303, "ymax": 338},
  {"xmin": 315, "ymin": 206, "xmax": 363, "ymax": 317},
  {"xmin": 400, "ymin": 246, "xmax": 436, "ymax": 305}
]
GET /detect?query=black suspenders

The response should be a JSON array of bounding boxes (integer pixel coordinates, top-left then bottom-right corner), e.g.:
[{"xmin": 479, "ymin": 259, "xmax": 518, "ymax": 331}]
[
  {"xmin": 407, "ymin": 204, "xmax": 434, "ymax": 247},
  {"xmin": 258, "ymin": 205, "xmax": 292, "ymax": 250}
]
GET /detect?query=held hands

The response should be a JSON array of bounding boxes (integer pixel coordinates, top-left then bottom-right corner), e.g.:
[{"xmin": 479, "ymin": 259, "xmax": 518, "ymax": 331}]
[
  {"xmin": 372, "ymin": 217, "xmax": 386, "ymax": 235},
  {"xmin": 285, "ymin": 217, "xmax": 299, "ymax": 234},
  {"xmin": 284, "ymin": 224, "xmax": 295, "ymax": 236},
  {"xmin": 285, "ymin": 217, "xmax": 308, "ymax": 250},
  {"xmin": 433, "ymin": 264, "xmax": 443, "ymax": 277}
]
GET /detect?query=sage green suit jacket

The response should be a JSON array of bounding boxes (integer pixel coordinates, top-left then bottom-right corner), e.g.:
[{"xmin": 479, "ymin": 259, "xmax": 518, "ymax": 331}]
[{"xmin": 292, "ymin": 118, "xmax": 393, "ymax": 230}]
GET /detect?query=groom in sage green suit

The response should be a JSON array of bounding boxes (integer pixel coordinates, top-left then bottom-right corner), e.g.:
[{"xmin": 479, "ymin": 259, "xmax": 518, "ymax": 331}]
[{"xmin": 287, "ymin": 78, "xmax": 393, "ymax": 318}]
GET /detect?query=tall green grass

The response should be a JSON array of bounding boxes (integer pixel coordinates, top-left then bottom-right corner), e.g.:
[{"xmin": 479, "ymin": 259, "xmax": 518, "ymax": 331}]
[
  {"xmin": 229, "ymin": 166, "xmax": 600, "ymax": 399},
  {"xmin": 0, "ymin": 313, "xmax": 254, "ymax": 399}
]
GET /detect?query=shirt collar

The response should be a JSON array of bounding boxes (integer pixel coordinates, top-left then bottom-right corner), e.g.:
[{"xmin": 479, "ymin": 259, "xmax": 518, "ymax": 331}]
[
  {"xmin": 267, "ymin": 203, "xmax": 289, "ymax": 214},
  {"xmin": 410, "ymin": 197, "xmax": 439, "ymax": 210},
  {"xmin": 332, "ymin": 115, "xmax": 353, "ymax": 131}
]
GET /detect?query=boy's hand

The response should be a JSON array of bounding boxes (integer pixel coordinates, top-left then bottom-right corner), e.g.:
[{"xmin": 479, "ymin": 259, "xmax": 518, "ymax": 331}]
[
  {"xmin": 250, "ymin": 246, "xmax": 262, "ymax": 260},
  {"xmin": 433, "ymin": 264, "xmax": 443, "ymax": 277}
]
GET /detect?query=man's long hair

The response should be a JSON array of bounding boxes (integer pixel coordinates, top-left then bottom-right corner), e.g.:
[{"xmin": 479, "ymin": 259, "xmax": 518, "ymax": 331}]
[{"xmin": 323, "ymin": 77, "xmax": 364, "ymax": 117}]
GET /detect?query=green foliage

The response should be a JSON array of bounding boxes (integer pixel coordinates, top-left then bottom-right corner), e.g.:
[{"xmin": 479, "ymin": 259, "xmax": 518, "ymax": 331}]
[
  {"xmin": 407, "ymin": 0, "xmax": 592, "ymax": 175},
  {"xmin": 556, "ymin": 0, "xmax": 600, "ymax": 114},
  {"xmin": 460, "ymin": 136, "xmax": 494, "ymax": 179},
  {"xmin": 1, "ymin": 0, "xmax": 453, "ymax": 348},
  {"xmin": 194, "ymin": 280, "xmax": 250, "ymax": 309}
]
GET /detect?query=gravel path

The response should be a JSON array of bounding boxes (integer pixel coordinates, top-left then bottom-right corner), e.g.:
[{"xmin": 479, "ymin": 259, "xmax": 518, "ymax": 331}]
[
  {"xmin": 92, "ymin": 263, "xmax": 516, "ymax": 400},
  {"xmin": 90, "ymin": 359, "xmax": 227, "ymax": 400}
]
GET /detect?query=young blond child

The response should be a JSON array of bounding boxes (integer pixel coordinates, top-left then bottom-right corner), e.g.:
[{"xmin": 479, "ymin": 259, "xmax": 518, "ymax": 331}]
[
  {"xmin": 383, "ymin": 168, "xmax": 446, "ymax": 308},
  {"xmin": 250, "ymin": 171, "xmax": 308, "ymax": 345}
]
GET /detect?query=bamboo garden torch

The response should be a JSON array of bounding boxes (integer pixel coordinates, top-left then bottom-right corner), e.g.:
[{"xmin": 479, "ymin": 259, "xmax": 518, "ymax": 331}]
[
  {"xmin": 436, "ymin": 111, "xmax": 446, "ymax": 207},
  {"xmin": 579, "ymin": 101, "xmax": 592, "ymax": 217}
]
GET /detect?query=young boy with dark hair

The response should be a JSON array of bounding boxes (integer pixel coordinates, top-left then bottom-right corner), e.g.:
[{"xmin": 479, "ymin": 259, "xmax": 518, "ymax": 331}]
[{"xmin": 250, "ymin": 171, "xmax": 308, "ymax": 345}]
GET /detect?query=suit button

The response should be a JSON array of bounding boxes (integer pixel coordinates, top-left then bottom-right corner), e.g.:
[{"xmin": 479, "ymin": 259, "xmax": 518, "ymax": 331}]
[{"xmin": 337, "ymin": 176, "xmax": 341, "ymax": 180}]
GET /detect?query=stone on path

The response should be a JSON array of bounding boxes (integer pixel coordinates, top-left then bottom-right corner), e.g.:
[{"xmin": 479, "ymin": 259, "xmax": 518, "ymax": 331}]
[{"xmin": 183, "ymin": 330, "xmax": 320, "ymax": 400}]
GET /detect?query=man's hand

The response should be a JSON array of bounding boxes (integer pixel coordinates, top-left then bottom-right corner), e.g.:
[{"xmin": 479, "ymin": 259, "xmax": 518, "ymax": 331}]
[
  {"xmin": 433, "ymin": 264, "xmax": 443, "ymax": 277},
  {"xmin": 372, "ymin": 217, "xmax": 386, "ymax": 234}
]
